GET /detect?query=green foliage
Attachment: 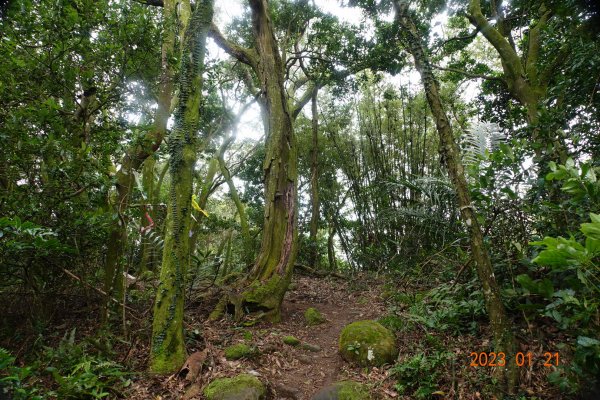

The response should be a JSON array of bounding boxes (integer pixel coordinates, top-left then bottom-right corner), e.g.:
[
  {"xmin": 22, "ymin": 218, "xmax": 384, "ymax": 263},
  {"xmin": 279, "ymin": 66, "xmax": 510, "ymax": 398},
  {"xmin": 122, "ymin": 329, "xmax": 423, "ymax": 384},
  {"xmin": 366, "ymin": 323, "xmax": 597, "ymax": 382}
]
[
  {"xmin": 516, "ymin": 161, "xmax": 600, "ymax": 393},
  {"xmin": 0, "ymin": 348, "xmax": 42, "ymax": 400},
  {"xmin": 391, "ymin": 350, "xmax": 453, "ymax": 399},
  {"xmin": 43, "ymin": 329, "xmax": 130, "ymax": 399},
  {"xmin": 403, "ymin": 281, "xmax": 486, "ymax": 335},
  {"xmin": 0, "ymin": 330, "xmax": 130, "ymax": 399}
]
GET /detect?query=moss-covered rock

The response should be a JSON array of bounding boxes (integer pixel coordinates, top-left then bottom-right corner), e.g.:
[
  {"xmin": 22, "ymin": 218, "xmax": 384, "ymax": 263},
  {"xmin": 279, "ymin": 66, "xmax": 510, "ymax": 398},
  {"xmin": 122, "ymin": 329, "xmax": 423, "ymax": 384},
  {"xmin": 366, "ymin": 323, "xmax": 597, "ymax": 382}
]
[
  {"xmin": 312, "ymin": 381, "xmax": 371, "ymax": 400},
  {"xmin": 203, "ymin": 374, "xmax": 266, "ymax": 400},
  {"xmin": 339, "ymin": 320, "xmax": 397, "ymax": 367},
  {"xmin": 282, "ymin": 335, "xmax": 301, "ymax": 346},
  {"xmin": 304, "ymin": 307, "xmax": 325, "ymax": 325},
  {"xmin": 224, "ymin": 343, "xmax": 256, "ymax": 360}
]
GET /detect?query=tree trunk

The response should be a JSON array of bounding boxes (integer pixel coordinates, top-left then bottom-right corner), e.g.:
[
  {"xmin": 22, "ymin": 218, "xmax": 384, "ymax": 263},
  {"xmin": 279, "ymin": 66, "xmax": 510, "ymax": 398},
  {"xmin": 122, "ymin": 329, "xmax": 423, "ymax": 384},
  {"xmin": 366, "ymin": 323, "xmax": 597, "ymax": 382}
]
[
  {"xmin": 139, "ymin": 156, "xmax": 156, "ymax": 273},
  {"xmin": 149, "ymin": 0, "xmax": 214, "ymax": 374},
  {"xmin": 393, "ymin": 1, "xmax": 518, "ymax": 393},
  {"xmin": 235, "ymin": 0, "xmax": 298, "ymax": 322},
  {"xmin": 217, "ymin": 136, "xmax": 253, "ymax": 266},
  {"xmin": 308, "ymin": 87, "xmax": 320, "ymax": 268},
  {"xmin": 103, "ymin": 0, "xmax": 177, "ymax": 313}
]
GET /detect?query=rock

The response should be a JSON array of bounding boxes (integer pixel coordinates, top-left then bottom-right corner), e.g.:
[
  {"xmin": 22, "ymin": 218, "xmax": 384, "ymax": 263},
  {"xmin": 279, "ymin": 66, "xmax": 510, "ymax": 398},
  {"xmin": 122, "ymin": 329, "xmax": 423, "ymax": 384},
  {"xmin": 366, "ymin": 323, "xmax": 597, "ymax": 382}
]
[
  {"xmin": 301, "ymin": 343, "xmax": 321, "ymax": 352},
  {"xmin": 338, "ymin": 320, "xmax": 397, "ymax": 367},
  {"xmin": 224, "ymin": 343, "xmax": 256, "ymax": 360},
  {"xmin": 312, "ymin": 381, "xmax": 371, "ymax": 400},
  {"xmin": 304, "ymin": 307, "xmax": 325, "ymax": 325},
  {"xmin": 204, "ymin": 374, "xmax": 266, "ymax": 400},
  {"xmin": 283, "ymin": 335, "xmax": 301, "ymax": 346}
]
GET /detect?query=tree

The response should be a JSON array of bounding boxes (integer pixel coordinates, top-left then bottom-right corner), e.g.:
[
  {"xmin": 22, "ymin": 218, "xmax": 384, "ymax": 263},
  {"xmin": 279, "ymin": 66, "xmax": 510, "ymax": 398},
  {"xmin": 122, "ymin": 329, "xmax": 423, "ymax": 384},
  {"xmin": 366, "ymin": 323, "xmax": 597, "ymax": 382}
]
[
  {"xmin": 103, "ymin": 0, "xmax": 178, "ymax": 316},
  {"xmin": 392, "ymin": 0, "xmax": 518, "ymax": 391},
  {"xmin": 149, "ymin": 0, "xmax": 214, "ymax": 374}
]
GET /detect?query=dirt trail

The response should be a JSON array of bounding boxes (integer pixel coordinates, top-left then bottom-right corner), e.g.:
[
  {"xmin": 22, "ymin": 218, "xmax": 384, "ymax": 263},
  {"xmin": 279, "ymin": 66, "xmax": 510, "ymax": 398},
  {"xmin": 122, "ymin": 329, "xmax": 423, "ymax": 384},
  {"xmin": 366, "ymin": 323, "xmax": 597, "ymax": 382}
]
[
  {"xmin": 129, "ymin": 274, "xmax": 392, "ymax": 399},
  {"xmin": 226, "ymin": 275, "xmax": 389, "ymax": 399}
]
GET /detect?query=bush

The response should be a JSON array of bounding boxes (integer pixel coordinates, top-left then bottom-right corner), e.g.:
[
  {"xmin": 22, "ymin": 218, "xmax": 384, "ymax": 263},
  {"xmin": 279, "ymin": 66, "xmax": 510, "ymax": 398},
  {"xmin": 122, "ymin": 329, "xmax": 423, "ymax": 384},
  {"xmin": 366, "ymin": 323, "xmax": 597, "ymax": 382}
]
[{"xmin": 391, "ymin": 350, "xmax": 453, "ymax": 399}]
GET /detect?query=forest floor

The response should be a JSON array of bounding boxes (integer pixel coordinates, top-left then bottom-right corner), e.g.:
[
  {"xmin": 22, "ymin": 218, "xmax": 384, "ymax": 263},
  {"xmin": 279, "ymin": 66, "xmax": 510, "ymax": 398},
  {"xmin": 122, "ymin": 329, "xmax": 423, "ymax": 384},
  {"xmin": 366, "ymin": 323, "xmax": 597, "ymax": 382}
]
[
  {"xmin": 124, "ymin": 272, "xmax": 568, "ymax": 399},
  {"xmin": 128, "ymin": 274, "xmax": 399, "ymax": 399},
  {"xmin": 1, "ymin": 271, "xmax": 569, "ymax": 399}
]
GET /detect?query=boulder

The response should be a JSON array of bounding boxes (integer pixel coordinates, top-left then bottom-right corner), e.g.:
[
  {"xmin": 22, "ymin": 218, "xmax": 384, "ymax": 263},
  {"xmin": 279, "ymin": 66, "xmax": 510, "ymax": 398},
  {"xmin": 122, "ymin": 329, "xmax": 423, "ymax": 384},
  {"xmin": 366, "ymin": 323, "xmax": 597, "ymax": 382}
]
[
  {"xmin": 224, "ymin": 343, "xmax": 256, "ymax": 360},
  {"xmin": 338, "ymin": 320, "xmax": 397, "ymax": 367},
  {"xmin": 312, "ymin": 381, "xmax": 371, "ymax": 400},
  {"xmin": 203, "ymin": 374, "xmax": 266, "ymax": 400},
  {"xmin": 282, "ymin": 335, "xmax": 301, "ymax": 346},
  {"xmin": 304, "ymin": 307, "xmax": 325, "ymax": 325}
]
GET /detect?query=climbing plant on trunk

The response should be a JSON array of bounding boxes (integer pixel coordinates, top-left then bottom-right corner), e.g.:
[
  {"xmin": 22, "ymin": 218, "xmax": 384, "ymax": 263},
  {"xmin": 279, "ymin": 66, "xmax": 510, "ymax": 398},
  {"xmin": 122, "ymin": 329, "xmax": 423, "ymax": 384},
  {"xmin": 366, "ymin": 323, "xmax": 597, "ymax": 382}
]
[{"xmin": 149, "ymin": 0, "xmax": 214, "ymax": 374}]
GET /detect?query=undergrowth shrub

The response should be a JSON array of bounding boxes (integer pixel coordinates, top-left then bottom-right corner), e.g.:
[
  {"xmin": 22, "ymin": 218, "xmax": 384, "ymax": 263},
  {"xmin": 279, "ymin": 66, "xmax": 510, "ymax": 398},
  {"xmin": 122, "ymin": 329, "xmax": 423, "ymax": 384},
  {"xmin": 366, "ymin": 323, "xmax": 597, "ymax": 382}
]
[
  {"xmin": 391, "ymin": 350, "xmax": 454, "ymax": 399},
  {"xmin": 516, "ymin": 161, "xmax": 600, "ymax": 395},
  {"xmin": 0, "ymin": 329, "xmax": 130, "ymax": 399}
]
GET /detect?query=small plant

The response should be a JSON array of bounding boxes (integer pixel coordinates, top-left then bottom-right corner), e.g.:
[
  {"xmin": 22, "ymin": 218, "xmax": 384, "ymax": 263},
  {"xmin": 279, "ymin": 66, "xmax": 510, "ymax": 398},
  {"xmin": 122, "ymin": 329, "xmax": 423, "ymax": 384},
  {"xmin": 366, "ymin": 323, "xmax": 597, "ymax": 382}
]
[
  {"xmin": 0, "ymin": 348, "xmax": 42, "ymax": 400},
  {"xmin": 391, "ymin": 351, "xmax": 453, "ymax": 399},
  {"xmin": 346, "ymin": 341, "xmax": 361, "ymax": 355}
]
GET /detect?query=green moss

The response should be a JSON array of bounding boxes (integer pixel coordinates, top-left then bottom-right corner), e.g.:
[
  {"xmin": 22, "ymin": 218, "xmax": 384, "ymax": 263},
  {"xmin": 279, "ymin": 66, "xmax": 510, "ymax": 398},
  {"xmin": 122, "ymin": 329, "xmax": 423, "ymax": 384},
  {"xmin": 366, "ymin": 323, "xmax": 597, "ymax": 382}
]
[
  {"xmin": 239, "ymin": 275, "xmax": 290, "ymax": 322},
  {"xmin": 336, "ymin": 381, "xmax": 370, "ymax": 399},
  {"xmin": 313, "ymin": 381, "xmax": 370, "ymax": 400},
  {"xmin": 224, "ymin": 343, "xmax": 255, "ymax": 360},
  {"xmin": 282, "ymin": 336, "xmax": 300, "ymax": 346},
  {"xmin": 304, "ymin": 307, "xmax": 325, "ymax": 326},
  {"xmin": 203, "ymin": 374, "xmax": 266, "ymax": 400},
  {"xmin": 243, "ymin": 331, "xmax": 253, "ymax": 342},
  {"xmin": 339, "ymin": 320, "xmax": 398, "ymax": 367}
]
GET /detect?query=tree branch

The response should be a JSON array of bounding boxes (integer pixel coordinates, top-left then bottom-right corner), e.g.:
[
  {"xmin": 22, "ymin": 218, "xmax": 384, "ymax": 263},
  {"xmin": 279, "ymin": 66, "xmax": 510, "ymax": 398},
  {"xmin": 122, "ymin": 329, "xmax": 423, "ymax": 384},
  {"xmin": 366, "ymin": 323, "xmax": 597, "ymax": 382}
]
[
  {"xmin": 433, "ymin": 64, "xmax": 504, "ymax": 82},
  {"xmin": 132, "ymin": 0, "xmax": 164, "ymax": 6},
  {"xmin": 209, "ymin": 23, "xmax": 257, "ymax": 67},
  {"xmin": 467, "ymin": 0, "xmax": 525, "ymax": 80},
  {"xmin": 525, "ymin": 4, "xmax": 552, "ymax": 86}
]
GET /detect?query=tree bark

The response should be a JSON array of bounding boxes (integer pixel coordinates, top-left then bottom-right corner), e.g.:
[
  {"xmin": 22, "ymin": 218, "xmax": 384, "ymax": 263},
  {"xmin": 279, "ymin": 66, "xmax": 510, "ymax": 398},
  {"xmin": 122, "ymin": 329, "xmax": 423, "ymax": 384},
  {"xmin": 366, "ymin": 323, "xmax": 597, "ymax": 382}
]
[
  {"xmin": 150, "ymin": 0, "xmax": 214, "ymax": 374},
  {"xmin": 393, "ymin": 1, "xmax": 518, "ymax": 393},
  {"xmin": 308, "ymin": 87, "xmax": 320, "ymax": 268},
  {"xmin": 237, "ymin": 0, "xmax": 298, "ymax": 322}
]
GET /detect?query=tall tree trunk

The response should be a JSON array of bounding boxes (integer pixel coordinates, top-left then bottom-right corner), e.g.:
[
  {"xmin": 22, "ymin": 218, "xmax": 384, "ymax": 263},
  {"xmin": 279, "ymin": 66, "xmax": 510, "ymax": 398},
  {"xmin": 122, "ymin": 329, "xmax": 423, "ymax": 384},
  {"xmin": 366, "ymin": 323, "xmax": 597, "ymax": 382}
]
[
  {"xmin": 149, "ymin": 0, "xmax": 214, "ymax": 374},
  {"xmin": 103, "ymin": 0, "xmax": 177, "ymax": 314},
  {"xmin": 393, "ymin": 1, "xmax": 518, "ymax": 393},
  {"xmin": 308, "ymin": 87, "xmax": 320, "ymax": 268},
  {"xmin": 235, "ymin": 0, "xmax": 298, "ymax": 322}
]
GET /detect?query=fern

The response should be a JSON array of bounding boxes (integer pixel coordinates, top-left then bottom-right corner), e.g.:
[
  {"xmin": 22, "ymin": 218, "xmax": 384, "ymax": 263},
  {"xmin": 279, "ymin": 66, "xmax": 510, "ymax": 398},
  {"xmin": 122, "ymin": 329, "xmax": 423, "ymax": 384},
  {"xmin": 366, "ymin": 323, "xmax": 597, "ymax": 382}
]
[{"xmin": 462, "ymin": 121, "xmax": 505, "ymax": 166}]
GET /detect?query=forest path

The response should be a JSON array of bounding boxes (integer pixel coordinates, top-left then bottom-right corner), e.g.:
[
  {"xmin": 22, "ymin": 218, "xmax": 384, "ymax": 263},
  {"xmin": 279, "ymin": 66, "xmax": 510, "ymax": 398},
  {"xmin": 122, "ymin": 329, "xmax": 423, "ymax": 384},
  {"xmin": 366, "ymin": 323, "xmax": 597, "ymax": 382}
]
[
  {"xmin": 202, "ymin": 274, "xmax": 390, "ymax": 399},
  {"xmin": 130, "ymin": 275, "xmax": 393, "ymax": 399}
]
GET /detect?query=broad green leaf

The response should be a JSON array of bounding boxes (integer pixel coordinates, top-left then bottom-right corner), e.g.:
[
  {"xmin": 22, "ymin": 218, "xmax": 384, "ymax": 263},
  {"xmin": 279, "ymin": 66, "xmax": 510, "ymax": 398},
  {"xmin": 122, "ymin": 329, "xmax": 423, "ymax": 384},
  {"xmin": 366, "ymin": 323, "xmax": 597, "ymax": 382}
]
[{"xmin": 577, "ymin": 336, "xmax": 600, "ymax": 347}]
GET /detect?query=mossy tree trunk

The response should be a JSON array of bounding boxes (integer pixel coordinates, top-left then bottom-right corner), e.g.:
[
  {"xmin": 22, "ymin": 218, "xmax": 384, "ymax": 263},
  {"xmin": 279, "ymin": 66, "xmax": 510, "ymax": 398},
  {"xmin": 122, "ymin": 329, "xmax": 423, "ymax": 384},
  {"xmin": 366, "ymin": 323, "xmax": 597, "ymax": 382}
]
[
  {"xmin": 308, "ymin": 88, "xmax": 320, "ymax": 268},
  {"xmin": 209, "ymin": 0, "xmax": 298, "ymax": 322},
  {"xmin": 149, "ymin": 0, "xmax": 214, "ymax": 374},
  {"xmin": 103, "ymin": 0, "xmax": 177, "ymax": 314},
  {"xmin": 243, "ymin": 0, "xmax": 298, "ymax": 322},
  {"xmin": 393, "ymin": 1, "xmax": 518, "ymax": 393}
]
